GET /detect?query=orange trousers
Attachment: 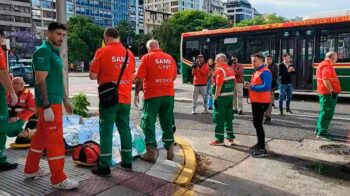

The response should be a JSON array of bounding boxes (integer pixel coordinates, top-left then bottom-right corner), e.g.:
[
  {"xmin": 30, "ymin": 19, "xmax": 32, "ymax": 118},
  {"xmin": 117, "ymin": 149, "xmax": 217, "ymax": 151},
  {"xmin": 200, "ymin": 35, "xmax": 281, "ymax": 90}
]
[{"xmin": 24, "ymin": 104, "xmax": 67, "ymax": 185}]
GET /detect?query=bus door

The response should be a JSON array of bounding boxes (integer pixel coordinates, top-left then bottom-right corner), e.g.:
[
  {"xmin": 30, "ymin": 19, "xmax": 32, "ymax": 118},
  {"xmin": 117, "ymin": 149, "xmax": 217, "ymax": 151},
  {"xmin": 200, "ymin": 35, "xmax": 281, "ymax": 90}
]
[
  {"xmin": 280, "ymin": 36, "xmax": 314, "ymax": 90},
  {"xmin": 295, "ymin": 37, "xmax": 314, "ymax": 90}
]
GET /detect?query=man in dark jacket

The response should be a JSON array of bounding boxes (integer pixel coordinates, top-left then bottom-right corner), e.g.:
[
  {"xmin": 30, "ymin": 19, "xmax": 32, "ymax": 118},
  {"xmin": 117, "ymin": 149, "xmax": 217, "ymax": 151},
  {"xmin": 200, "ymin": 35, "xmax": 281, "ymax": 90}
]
[
  {"xmin": 278, "ymin": 54, "xmax": 295, "ymax": 115},
  {"xmin": 264, "ymin": 55, "xmax": 278, "ymax": 124}
]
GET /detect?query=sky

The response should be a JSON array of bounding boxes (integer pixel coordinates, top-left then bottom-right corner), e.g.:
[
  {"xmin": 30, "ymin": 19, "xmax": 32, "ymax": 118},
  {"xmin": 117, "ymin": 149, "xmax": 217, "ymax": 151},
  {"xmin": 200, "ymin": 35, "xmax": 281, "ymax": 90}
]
[{"xmin": 247, "ymin": 0, "xmax": 350, "ymax": 19}]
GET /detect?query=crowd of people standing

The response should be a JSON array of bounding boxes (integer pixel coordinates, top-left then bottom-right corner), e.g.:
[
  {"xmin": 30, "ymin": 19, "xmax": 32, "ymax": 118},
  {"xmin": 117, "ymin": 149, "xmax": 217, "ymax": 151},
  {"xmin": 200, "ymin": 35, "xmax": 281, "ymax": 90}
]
[
  {"xmin": 0, "ymin": 21, "xmax": 342, "ymax": 190},
  {"xmin": 191, "ymin": 50, "xmax": 341, "ymax": 157}
]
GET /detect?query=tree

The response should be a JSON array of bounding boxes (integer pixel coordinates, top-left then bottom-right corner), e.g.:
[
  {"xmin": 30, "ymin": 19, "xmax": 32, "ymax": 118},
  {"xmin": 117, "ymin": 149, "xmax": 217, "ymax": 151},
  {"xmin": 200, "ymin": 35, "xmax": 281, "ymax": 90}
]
[
  {"xmin": 116, "ymin": 20, "xmax": 136, "ymax": 46},
  {"xmin": 235, "ymin": 14, "xmax": 287, "ymax": 27},
  {"xmin": 67, "ymin": 16, "xmax": 104, "ymax": 64},
  {"xmin": 153, "ymin": 10, "xmax": 228, "ymax": 61},
  {"xmin": 68, "ymin": 34, "xmax": 89, "ymax": 65}
]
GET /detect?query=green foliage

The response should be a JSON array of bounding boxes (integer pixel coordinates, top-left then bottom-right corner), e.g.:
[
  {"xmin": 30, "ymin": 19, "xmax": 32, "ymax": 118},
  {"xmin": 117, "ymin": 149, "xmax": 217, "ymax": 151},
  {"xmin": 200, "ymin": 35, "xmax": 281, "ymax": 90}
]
[
  {"xmin": 116, "ymin": 20, "xmax": 136, "ymax": 46},
  {"xmin": 153, "ymin": 10, "xmax": 228, "ymax": 61},
  {"xmin": 68, "ymin": 34, "xmax": 89, "ymax": 64},
  {"xmin": 115, "ymin": 20, "xmax": 153, "ymax": 56},
  {"xmin": 67, "ymin": 16, "xmax": 104, "ymax": 64},
  {"xmin": 72, "ymin": 93, "xmax": 90, "ymax": 118},
  {"xmin": 235, "ymin": 14, "xmax": 287, "ymax": 27}
]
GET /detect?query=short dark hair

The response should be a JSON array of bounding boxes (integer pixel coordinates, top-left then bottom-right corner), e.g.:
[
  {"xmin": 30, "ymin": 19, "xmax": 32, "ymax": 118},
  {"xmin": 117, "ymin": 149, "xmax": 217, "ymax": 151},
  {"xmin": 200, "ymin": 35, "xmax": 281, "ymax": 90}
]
[
  {"xmin": 251, "ymin": 53, "xmax": 265, "ymax": 61},
  {"xmin": 15, "ymin": 136, "xmax": 31, "ymax": 144},
  {"xmin": 0, "ymin": 29, "xmax": 4, "ymax": 37},
  {"xmin": 48, "ymin": 22, "xmax": 67, "ymax": 32},
  {"xmin": 266, "ymin": 55, "xmax": 273, "ymax": 59},
  {"xmin": 104, "ymin": 27, "xmax": 119, "ymax": 38},
  {"xmin": 232, "ymin": 55, "xmax": 238, "ymax": 59},
  {"xmin": 25, "ymin": 119, "xmax": 37, "ymax": 130},
  {"xmin": 282, "ymin": 54, "xmax": 290, "ymax": 58}
]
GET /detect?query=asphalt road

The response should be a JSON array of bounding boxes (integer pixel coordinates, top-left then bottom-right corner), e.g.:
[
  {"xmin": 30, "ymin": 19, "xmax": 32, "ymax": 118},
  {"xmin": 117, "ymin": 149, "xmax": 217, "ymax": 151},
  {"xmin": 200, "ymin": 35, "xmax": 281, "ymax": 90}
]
[{"xmin": 67, "ymin": 74, "xmax": 350, "ymax": 142}]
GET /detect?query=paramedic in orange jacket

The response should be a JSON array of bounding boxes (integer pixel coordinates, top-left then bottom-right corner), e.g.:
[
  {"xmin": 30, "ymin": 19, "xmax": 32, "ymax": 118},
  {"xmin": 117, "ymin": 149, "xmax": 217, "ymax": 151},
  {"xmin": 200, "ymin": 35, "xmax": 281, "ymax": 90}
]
[
  {"xmin": 315, "ymin": 51, "xmax": 341, "ymax": 140},
  {"xmin": 4, "ymin": 77, "xmax": 36, "ymax": 141}
]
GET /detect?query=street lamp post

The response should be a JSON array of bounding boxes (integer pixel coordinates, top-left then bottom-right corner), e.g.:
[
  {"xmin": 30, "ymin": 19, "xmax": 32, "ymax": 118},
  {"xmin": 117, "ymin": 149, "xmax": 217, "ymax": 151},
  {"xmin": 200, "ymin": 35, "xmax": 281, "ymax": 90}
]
[{"xmin": 56, "ymin": 0, "xmax": 69, "ymax": 97}]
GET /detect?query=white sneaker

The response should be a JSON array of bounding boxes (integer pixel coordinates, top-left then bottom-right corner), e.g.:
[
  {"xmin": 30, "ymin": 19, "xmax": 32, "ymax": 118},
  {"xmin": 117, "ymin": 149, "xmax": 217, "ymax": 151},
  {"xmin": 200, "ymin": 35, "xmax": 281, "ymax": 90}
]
[
  {"xmin": 191, "ymin": 109, "xmax": 196, "ymax": 114},
  {"xmin": 225, "ymin": 139, "xmax": 235, "ymax": 146},
  {"xmin": 24, "ymin": 168, "xmax": 50, "ymax": 179},
  {"xmin": 53, "ymin": 178, "xmax": 79, "ymax": 190}
]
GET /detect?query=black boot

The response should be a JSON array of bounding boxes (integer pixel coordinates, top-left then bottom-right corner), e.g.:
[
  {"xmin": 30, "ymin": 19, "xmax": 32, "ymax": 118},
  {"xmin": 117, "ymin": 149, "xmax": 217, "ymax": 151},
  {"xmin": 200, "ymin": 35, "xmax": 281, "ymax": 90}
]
[
  {"xmin": 92, "ymin": 165, "xmax": 111, "ymax": 177},
  {"xmin": 0, "ymin": 162, "xmax": 18, "ymax": 171},
  {"xmin": 120, "ymin": 162, "xmax": 132, "ymax": 171},
  {"xmin": 264, "ymin": 117, "xmax": 271, "ymax": 125},
  {"xmin": 279, "ymin": 109, "xmax": 284, "ymax": 116},
  {"xmin": 286, "ymin": 108, "xmax": 293, "ymax": 114}
]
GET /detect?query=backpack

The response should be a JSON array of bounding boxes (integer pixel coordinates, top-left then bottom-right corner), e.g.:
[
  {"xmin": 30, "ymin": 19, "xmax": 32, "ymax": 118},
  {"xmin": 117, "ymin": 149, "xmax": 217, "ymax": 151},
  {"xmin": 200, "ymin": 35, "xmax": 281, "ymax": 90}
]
[{"xmin": 73, "ymin": 141, "xmax": 100, "ymax": 166}]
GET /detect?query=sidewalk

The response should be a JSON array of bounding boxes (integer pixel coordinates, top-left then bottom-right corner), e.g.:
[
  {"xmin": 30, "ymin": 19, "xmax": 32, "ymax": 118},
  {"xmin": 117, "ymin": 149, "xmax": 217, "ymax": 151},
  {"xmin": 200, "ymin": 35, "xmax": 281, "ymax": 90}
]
[
  {"xmin": 69, "ymin": 72, "xmax": 90, "ymax": 77},
  {"xmin": 0, "ymin": 137, "xmax": 195, "ymax": 196},
  {"xmin": 178, "ymin": 130, "xmax": 350, "ymax": 195}
]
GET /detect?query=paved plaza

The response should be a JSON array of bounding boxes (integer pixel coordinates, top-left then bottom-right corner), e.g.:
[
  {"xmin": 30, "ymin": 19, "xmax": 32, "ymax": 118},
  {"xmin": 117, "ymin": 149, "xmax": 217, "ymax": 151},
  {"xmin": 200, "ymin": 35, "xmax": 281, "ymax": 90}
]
[{"xmin": 0, "ymin": 73, "xmax": 349, "ymax": 195}]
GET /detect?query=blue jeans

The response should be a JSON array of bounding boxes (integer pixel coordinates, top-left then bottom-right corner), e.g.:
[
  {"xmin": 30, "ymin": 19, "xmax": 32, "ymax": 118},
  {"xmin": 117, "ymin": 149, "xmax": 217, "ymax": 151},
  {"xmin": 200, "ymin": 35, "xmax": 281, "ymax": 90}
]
[
  {"xmin": 279, "ymin": 84, "xmax": 293, "ymax": 109},
  {"xmin": 206, "ymin": 79, "xmax": 213, "ymax": 109}
]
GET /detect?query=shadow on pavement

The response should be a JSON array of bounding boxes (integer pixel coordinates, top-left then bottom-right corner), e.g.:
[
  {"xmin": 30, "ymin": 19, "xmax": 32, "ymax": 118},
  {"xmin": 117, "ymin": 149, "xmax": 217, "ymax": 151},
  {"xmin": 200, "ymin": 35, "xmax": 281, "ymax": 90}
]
[
  {"xmin": 193, "ymin": 166, "xmax": 296, "ymax": 196},
  {"xmin": 174, "ymin": 111, "xmax": 212, "ymax": 125},
  {"xmin": 266, "ymin": 151, "xmax": 350, "ymax": 182},
  {"xmin": 193, "ymin": 144, "xmax": 350, "ymax": 195}
]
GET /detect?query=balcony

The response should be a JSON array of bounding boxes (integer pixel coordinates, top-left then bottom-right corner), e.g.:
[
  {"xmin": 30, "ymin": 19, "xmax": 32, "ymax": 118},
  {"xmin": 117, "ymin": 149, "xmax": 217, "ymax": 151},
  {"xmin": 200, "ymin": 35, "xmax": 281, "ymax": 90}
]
[
  {"xmin": 0, "ymin": 20, "xmax": 32, "ymax": 28},
  {"xmin": 0, "ymin": 10, "xmax": 31, "ymax": 18},
  {"xmin": 2, "ymin": 0, "xmax": 31, "ymax": 7}
]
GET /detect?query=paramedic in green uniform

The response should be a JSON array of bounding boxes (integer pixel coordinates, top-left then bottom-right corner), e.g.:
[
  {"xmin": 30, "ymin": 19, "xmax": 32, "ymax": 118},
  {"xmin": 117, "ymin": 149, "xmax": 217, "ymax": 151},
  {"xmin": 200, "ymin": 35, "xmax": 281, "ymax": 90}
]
[
  {"xmin": 210, "ymin": 53, "xmax": 236, "ymax": 146},
  {"xmin": 90, "ymin": 28, "xmax": 136, "ymax": 176},
  {"xmin": 0, "ymin": 29, "xmax": 19, "ymax": 171},
  {"xmin": 315, "ymin": 51, "xmax": 341, "ymax": 140}
]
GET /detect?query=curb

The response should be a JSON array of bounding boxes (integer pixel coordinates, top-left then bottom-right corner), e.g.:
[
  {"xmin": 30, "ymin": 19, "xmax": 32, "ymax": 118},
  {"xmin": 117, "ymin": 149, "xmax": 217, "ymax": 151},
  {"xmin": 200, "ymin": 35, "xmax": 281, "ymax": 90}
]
[{"xmin": 174, "ymin": 136, "xmax": 197, "ymax": 186}]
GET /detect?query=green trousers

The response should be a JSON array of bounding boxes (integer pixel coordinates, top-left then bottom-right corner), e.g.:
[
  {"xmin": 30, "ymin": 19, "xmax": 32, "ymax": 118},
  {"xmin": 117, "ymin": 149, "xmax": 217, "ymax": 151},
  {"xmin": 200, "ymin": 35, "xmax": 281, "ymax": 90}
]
[
  {"xmin": 0, "ymin": 87, "xmax": 24, "ymax": 163},
  {"xmin": 99, "ymin": 103, "xmax": 132, "ymax": 167},
  {"xmin": 316, "ymin": 94, "xmax": 338, "ymax": 135},
  {"xmin": 141, "ymin": 96, "xmax": 174, "ymax": 150},
  {"xmin": 213, "ymin": 96, "xmax": 235, "ymax": 141}
]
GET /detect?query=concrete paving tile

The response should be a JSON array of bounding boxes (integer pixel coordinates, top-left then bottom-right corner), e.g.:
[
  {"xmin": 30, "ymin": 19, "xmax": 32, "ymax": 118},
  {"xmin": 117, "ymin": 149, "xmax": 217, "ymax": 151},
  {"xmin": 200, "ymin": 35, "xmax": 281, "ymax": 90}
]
[
  {"xmin": 0, "ymin": 155, "xmax": 54, "ymax": 196},
  {"xmin": 0, "ymin": 190, "xmax": 11, "ymax": 196},
  {"xmin": 145, "ymin": 148, "xmax": 183, "ymax": 182},
  {"xmin": 132, "ymin": 159, "xmax": 153, "ymax": 173},
  {"xmin": 75, "ymin": 179, "xmax": 117, "ymax": 195},
  {"xmin": 46, "ymin": 190, "xmax": 89, "ymax": 196},
  {"xmin": 192, "ymin": 173, "xmax": 294, "ymax": 196},
  {"xmin": 177, "ymin": 131, "xmax": 258, "ymax": 163},
  {"xmin": 150, "ymin": 183, "xmax": 187, "ymax": 196},
  {"xmin": 121, "ymin": 173, "xmax": 167, "ymax": 194},
  {"xmin": 108, "ymin": 168, "xmax": 140, "ymax": 184},
  {"xmin": 146, "ymin": 159, "xmax": 183, "ymax": 182},
  {"xmin": 96, "ymin": 186, "xmax": 146, "ymax": 196}
]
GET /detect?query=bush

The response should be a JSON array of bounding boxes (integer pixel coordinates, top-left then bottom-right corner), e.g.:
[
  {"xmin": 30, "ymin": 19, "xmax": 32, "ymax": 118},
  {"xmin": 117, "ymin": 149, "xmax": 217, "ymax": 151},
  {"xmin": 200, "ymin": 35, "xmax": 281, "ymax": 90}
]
[{"xmin": 72, "ymin": 93, "xmax": 90, "ymax": 118}]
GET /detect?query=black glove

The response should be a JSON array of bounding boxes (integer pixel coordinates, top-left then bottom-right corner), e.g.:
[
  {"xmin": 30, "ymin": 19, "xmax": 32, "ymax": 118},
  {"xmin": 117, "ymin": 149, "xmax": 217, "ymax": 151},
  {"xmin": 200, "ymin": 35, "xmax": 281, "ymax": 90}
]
[{"xmin": 331, "ymin": 92, "xmax": 337, "ymax": 99}]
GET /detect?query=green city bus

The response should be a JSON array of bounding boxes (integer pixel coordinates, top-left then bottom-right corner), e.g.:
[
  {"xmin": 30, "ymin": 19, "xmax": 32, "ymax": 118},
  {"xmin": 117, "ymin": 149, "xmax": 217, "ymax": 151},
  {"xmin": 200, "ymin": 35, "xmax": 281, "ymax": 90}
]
[{"xmin": 180, "ymin": 15, "xmax": 350, "ymax": 92}]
